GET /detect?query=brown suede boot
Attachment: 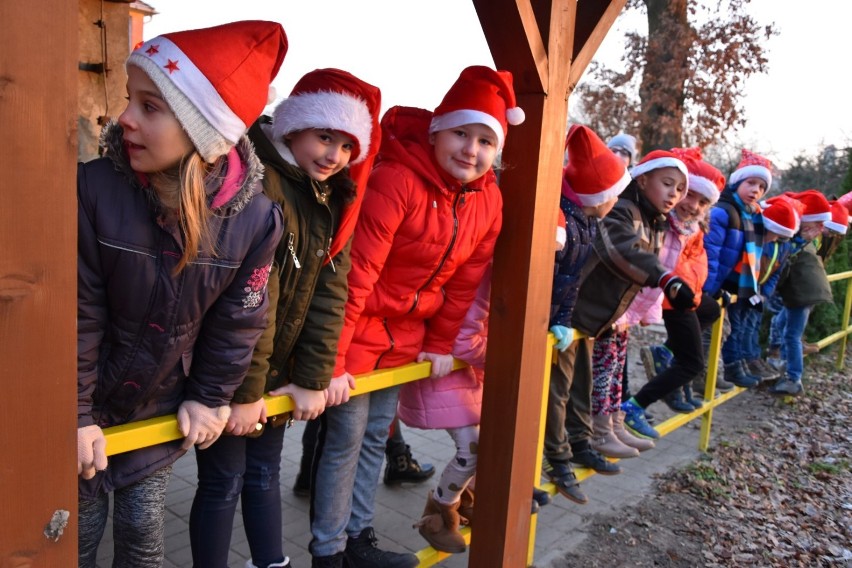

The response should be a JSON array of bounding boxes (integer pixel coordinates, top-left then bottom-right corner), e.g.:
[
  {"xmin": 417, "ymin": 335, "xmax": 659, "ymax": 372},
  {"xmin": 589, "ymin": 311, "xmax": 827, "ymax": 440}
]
[
  {"xmin": 458, "ymin": 486, "xmax": 474, "ymax": 526},
  {"xmin": 414, "ymin": 490, "xmax": 467, "ymax": 553},
  {"xmin": 590, "ymin": 413, "xmax": 640, "ymax": 459},
  {"xmin": 612, "ymin": 410, "xmax": 655, "ymax": 452}
]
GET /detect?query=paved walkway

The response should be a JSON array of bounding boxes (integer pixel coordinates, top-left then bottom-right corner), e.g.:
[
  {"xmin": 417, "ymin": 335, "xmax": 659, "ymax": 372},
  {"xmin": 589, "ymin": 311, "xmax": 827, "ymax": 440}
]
[{"xmin": 96, "ymin": 328, "xmax": 712, "ymax": 567}]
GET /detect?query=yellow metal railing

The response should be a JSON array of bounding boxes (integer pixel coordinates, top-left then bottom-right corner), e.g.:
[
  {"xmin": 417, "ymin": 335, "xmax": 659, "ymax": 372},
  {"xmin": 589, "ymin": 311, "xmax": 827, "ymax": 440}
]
[
  {"xmin": 816, "ymin": 270, "xmax": 852, "ymax": 370},
  {"xmin": 101, "ymin": 269, "xmax": 852, "ymax": 566}
]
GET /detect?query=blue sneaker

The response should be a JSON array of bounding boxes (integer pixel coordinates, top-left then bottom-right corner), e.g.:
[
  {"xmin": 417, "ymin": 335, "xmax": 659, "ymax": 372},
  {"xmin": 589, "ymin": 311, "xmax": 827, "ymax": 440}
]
[
  {"xmin": 620, "ymin": 400, "xmax": 660, "ymax": 439},
  {"xmin": 640, "ymin": 345, "xmax": 673, "ymax": 379}
]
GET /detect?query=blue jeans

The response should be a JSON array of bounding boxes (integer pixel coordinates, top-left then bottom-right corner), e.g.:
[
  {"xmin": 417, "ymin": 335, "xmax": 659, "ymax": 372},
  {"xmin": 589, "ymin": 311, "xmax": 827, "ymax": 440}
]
[
  {"xmin": 777, "ymin": 305, "xmax": 812, "ymax": 381},
  {"xmin": 78, "ymin": 465, "xmax": 172, "ymax": 568},
  {"xmin": 741, "ymin": 306, "xmax": 763, "ymax": 361},
  {"xmin": 721, "ymin": 300, "xmax": 750, "ymax": 364},
  {"xmin": 310, "ymin": 385, "xmax": 401, "ymax": 557},
  {"xmin": 190, "ymin": 423, "xmax": 287, "ymax": 568},
  {"xmin": 768, "ymin": 311, "xmax": 786, "ymax": 351}
]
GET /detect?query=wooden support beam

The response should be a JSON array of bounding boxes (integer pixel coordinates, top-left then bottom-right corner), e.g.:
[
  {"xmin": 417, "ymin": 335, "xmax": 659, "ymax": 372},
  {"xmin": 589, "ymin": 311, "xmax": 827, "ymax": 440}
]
[
  {"xmin": 0, "ymin": 1, "xmax": 78, "ymax": 565},
  {"xmin": 469, "ymin": 1, "xmax": 576, "ymax": 565}
]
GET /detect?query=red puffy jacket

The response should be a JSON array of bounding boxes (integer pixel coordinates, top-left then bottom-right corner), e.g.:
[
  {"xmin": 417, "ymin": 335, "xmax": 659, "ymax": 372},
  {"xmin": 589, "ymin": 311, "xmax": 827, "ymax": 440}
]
[{"xmin": 334, "ymin": 106, "xmax": 503, "ymax": 375}]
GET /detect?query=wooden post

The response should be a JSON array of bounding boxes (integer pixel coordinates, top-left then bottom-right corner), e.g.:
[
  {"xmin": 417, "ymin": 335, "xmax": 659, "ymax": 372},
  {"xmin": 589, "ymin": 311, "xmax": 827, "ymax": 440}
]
[
  {"xmin": 0, "ymin": 1, "xmax": 78, "ymax": 565},
  {"xmin": 470, "ymin": 1, "xmax": 625, "ymax": 565}
]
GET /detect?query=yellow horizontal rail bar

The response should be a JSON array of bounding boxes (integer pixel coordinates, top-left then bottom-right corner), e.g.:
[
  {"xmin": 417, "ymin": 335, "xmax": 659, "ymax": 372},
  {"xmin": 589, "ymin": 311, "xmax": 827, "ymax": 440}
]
[
  {"xmin": 815, "ymin": 324, "xmax": 852, "ymax": 350},
  {"xmin": 826, "ymin": 270, "xmax": 852, "ymax": 282},
  {"xmin": 538, "ymin": 386, "xmax": 746, "ymax": 496},
  {"xmin": 104, "ymin": 359, "xmax": 468, "ymax": 457}
]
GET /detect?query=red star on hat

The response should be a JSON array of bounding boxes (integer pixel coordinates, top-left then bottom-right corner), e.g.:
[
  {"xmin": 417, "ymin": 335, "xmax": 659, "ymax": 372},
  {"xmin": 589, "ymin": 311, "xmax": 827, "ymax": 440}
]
[
  {"xmin": 164, "ymin": 59, "xmax": 180, "ymax": 74},
  {"xmin": 145, "ymin": 44, "xmax": 159, "ymax": 56}
]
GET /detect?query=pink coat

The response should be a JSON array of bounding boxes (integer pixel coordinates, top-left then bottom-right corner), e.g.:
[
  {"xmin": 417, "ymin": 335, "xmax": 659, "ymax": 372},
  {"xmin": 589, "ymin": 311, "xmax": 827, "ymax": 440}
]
[
  {"xmin": 397, "ymin": 266, "xmax": 491, "ymax": 430},
  {"xmin": 618, "ymin": 221, "xmax": 690, "ymax": 327}
]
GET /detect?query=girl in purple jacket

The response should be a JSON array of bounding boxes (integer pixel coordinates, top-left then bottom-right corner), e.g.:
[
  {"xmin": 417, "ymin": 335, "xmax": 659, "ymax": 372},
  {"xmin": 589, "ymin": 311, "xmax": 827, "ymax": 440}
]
[{"xmin": 76, "ymin": 22, "xmax": 286, "ymax": 567}]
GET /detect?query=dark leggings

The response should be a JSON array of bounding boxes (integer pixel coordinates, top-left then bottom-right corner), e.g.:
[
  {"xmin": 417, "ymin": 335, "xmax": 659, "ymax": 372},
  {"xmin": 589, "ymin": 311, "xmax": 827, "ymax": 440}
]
[
  {"xmin": 634, "ymin": 294, "xmax": 721, "ymax": 408},
  {"xmin": 78, "ymin": 465, "xmax": 173, "ymax": 568}
]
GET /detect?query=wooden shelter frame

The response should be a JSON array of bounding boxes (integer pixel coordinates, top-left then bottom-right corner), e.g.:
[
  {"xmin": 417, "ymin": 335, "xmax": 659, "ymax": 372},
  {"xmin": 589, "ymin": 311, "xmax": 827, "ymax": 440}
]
[{"xmin": 0, "ymin": 2, "xmax": 626, "ymax": 565}]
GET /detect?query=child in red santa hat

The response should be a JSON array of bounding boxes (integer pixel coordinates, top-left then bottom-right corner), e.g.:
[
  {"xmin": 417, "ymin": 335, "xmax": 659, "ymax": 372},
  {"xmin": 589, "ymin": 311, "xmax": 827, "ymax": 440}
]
[
  {"xmin": 543, "ymin": 124, "xmax": 632, "ymax": 503},
  {"xmin": 767, "ymin": 190, "xmax": 833, "ymax": 396},
  {"xmin": 560, "ymin": 150, "xmax": 691, "ymax": 464},
  {"xmin": 188, "ymin": 68, "xmax": 382, "ymax": 568},
  {"xmin": 77, "ymin": 20, "xmax": 288, "ymax": 567},
  {"xmin": 309, "ymin": 65, "xmax": 523, "ymax": 568},
  {"xmin": 631, "ymin": 149, "xmax": 725, "ymax": 417}
]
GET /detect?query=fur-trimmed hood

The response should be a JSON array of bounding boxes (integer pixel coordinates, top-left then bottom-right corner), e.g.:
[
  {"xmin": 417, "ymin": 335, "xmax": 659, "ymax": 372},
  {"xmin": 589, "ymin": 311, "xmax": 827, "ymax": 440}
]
[{"xmin": 98, "ymin": 120, "xmax": 265, "ymax": 216}]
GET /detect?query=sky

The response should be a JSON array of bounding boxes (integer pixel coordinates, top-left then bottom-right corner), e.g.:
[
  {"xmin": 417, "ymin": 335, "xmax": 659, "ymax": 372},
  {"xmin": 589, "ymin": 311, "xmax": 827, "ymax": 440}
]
[{"xmin": 143, "ymin": 1, "xmax": 851, "ymax": 169}]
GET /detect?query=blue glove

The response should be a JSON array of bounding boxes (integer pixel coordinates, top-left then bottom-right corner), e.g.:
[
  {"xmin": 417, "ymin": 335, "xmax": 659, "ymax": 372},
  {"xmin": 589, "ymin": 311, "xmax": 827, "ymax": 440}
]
[{"xmin": 549, "ymin": 325, "xmax": 574, "ymax": 351}]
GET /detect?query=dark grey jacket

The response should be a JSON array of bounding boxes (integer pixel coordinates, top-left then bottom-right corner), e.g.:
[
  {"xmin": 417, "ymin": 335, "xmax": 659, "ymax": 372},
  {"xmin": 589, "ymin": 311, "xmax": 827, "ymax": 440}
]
[
  {"xmin": 572, "ymin": 183, "xmax": 668, "ymax": 338},
  {"xmin": 77, "ymin": 123, "xmax": 283, "ymax": 498}
]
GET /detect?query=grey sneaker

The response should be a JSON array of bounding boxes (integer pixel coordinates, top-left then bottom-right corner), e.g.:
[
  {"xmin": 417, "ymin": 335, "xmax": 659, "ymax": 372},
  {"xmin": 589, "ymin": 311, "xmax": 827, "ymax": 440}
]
[{"xmin": 769, "ymin": 377, "xmax": 804, "ymax": 397}]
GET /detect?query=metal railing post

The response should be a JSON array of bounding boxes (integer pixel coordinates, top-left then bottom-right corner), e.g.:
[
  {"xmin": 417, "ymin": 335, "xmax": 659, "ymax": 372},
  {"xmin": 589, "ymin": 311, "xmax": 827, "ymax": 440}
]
[
  {"xmin": 837, "ymin": 276, "xmax": 852, "ymax": 370},
  {"xmin": 699, "ymin": 303, "xmax": 726, "ymax": 452}
]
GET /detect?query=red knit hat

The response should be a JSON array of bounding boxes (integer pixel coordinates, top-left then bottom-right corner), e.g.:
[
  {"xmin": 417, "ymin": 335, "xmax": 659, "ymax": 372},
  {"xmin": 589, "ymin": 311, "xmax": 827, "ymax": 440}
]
[
  {"xmin": 270, "ymin": 68, "xmax": 381, "ymax": 164},
  {"xmin": 630, "ymin": 149, "xmax": 688, "ymax": 181},
  {"xmin": 788, "ymin": 189, "xmax": 832, "ymax": 222},
  {"xmin": 761, "ymin": 195, "xmax": 803, "ymax": 239},
  {"xmin": 729, "ymin": 149, "xmax": 773, "ymax": 191},
  {"xmin": 429, "ymin": 65, "xmax": 525, "ymax": 149},
  {"xmin": 825, "ymin": 201, "xmax": 849, "ymax": 234},
  {"xmin": 128, "ymin": 20, "xmax": 288, "ymax": 163},
  {"xmin": 562, "ymin": 125, "xmax": 630, "ymax": 207},
  {"xmin": 671, "ymin": 147, "xmax": 725, "ymax": 204}
]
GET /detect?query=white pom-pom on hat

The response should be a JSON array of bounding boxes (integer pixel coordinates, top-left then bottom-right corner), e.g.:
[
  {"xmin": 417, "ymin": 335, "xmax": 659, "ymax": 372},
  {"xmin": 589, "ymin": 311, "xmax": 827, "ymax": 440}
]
[{"xmin": 506, "ymin": 106, "xmax": 525, "ymax": 126}]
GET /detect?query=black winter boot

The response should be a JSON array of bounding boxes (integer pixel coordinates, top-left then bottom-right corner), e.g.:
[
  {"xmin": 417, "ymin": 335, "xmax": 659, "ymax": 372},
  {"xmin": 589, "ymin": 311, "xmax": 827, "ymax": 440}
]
[
  {"xmin": 344, "ymin": 527, "xmax": 418, "ymax": 568},
  {"xmin": 384, "ymin": 444, "xmax": 435, "ymax": 486}
]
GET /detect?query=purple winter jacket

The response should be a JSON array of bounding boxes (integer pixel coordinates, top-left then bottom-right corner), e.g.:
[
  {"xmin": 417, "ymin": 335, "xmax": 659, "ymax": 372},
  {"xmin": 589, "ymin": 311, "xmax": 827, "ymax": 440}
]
[{"xmin": 77, "ymin": 124, "xmax": 283, "ymax": 498}]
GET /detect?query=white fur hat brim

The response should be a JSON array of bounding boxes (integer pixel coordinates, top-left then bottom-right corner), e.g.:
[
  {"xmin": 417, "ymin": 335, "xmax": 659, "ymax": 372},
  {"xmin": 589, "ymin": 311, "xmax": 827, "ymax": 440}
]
[{"xmin": 271, "ymin": 90, "xmax": 373, "ymax": 163}]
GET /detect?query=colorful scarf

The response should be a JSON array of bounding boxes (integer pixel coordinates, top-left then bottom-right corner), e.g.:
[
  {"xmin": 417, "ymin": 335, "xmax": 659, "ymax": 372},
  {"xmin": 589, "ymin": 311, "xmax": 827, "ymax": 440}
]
[{"xmin": 733, "ymin": 192, "xmax": 763, "ymax": 301}]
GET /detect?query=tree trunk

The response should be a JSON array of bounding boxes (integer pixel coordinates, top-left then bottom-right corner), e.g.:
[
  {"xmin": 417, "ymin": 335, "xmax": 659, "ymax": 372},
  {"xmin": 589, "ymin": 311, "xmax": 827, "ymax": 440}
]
[{"xmin": 639, "ymin": 0, "xmax": 690, "ymax": 151}]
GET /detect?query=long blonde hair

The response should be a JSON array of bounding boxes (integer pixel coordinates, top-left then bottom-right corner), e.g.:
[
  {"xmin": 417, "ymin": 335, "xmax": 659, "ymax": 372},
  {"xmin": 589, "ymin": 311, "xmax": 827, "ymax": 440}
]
[{"xmin": 152, "ymin": 152, "xmax": 216, "ymax": 274}]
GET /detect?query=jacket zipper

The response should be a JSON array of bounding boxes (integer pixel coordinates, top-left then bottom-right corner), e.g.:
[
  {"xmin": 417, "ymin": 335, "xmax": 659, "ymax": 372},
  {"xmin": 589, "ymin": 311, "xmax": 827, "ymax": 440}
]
[
  {"xmin": 407, "ymin": 189, "xmax": 465, "ymax": 314},
  {"xmin": 287, "ymin": 232, "xmax": 301, "ymax": 269},
  {"xmin": 374, "ymin": 317, "xmax": 395, "ymax": 370}
]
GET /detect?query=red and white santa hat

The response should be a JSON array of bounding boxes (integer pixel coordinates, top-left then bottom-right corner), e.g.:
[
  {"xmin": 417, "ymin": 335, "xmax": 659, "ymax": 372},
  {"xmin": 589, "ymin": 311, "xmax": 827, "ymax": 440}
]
[
  {"xmin": 761, "ymin": 195, "xmax": 803, "ymax": 239},
  {"xmin": 429, "ymin": 65, "xmax": 525, "ymax": 150},
  {"xmin": 825, "ymin": 200, "xmax": 849, "ymax": 234},
  {"xmin": 671, "ymin": 147, "xmax": 725, "ymax": 204},
  {"xmin": 562, "ymin": 125, "xmax": 630, "ymax": 207},
  {"xmin": 728, "ymin": 149, "xmax": 773, "ymax": 192},
  {"xmin": 271, "ymin": 68, "xmax": 381, "ymax": 165},
  {"xmin": 127, "ymin": 20, "xmax": 288, "ymax": 163},
  {"xmin": 630, "ymin": 149, "xmax": 689, "ymax": 181},
  {"xmin": 837, "ymin": 192, "xmax": 852, "ymax": 216},
  {"xmin": 788, "ymin": 189, "xmax": 832, "ymax": 223}
]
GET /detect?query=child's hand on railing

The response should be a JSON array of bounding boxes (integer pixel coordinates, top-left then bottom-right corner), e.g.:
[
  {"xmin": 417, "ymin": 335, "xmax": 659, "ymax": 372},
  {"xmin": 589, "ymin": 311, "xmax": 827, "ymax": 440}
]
[
  {"xmin": 417, "ymin": 352, "xmax": 454, "ymax": 378},
  {"xmin": 78, "ymin": 424, "xmax": 107, "ymax": 480},
  {"xmin": 177, "ymin": 400, "xmax": 230, "ymax": 450},
  {"xmin": 269, "ymin": 383, "xmax": 329, "ymax": 419},
  {"xmin": 316, "ymin": 373, "xmax": 355, "ymax": 408},
  {"xmin": 226, "ymin": 399, "xmax": 267, "ymax": 436}
]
